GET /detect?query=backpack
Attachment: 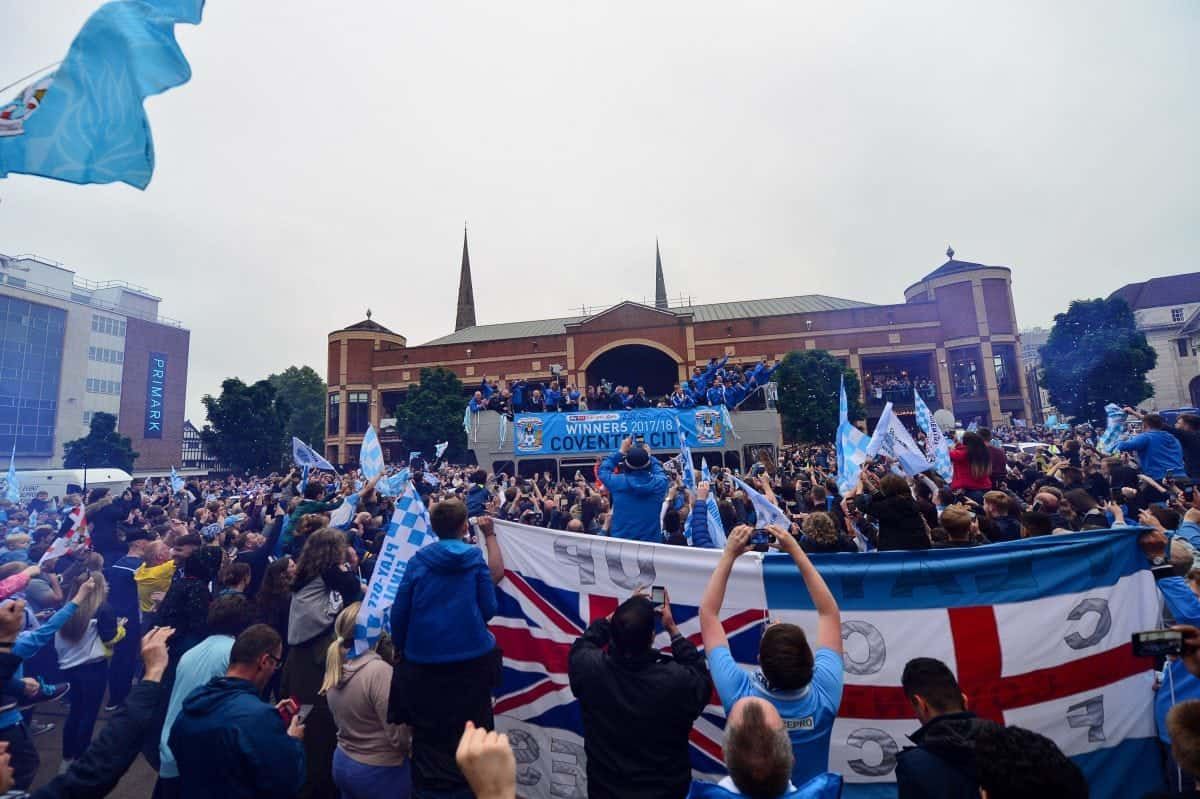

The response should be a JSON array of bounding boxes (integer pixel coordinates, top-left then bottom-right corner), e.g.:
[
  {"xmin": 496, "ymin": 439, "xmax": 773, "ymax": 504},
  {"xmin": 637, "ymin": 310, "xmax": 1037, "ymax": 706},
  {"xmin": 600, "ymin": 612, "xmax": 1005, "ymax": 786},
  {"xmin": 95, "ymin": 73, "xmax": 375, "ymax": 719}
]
[{"xmin": 288, "ymin": 576, "xmax": 343, "ymax": 645}]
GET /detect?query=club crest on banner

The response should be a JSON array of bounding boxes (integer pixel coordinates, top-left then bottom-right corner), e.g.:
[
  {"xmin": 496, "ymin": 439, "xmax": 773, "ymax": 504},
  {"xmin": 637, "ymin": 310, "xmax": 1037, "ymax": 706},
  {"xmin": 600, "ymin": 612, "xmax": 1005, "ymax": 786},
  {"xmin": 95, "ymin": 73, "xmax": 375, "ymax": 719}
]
[
  {"xmin": 516, "ymin": 418, "xmax": 544, "ymax": 453},
  {"xmin": 0, "ymin": 77, "xmax": 53, "ymax": 138},
  {"xmin": 694, "ymin": 409, "xmax": 723, "ymax": 444}
]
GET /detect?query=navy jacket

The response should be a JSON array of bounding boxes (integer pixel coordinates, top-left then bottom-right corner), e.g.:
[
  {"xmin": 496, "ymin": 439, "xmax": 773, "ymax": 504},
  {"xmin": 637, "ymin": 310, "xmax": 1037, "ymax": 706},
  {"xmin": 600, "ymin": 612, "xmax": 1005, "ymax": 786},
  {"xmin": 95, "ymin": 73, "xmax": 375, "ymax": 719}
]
[
  {"xmin": 169, "ymin": 676, "xmax": 305, "ymax": 799},
  {"xmin": 390, "ymin": 539, "xmax": 497, "ymax": 663},
  {"xmin": 465, "ymin": 484, "xmax": 491, "ymax": 519},
  {"xmin": 895, "ymin": 712, "xmax": 996, "ymax": 799}
]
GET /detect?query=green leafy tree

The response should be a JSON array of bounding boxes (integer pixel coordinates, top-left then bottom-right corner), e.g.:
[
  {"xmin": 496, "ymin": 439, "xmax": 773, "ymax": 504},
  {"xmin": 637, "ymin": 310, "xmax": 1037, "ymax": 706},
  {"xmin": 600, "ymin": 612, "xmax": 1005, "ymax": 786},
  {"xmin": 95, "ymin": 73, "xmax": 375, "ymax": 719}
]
[
  {"xmin": 267, "ymin": 365, "xmax": 327, "ymax": 449},
  {"xmin": 1039, "ymin": 297, "xmax": 1157, "ymax": 425},
  {"xmin": 62, "ymin": 412, "xmax": 138, "ymax": 471},
  {"xmin": 774, "ymin": 349, "xmax": 864, "ymax": 443},
  {"xmin": 395, "ymin": 368, "xmax": 468, "ymax": 459},
  {"xmin": 201, "ymin": 378, "xmax": 289, "ymax": 472}
]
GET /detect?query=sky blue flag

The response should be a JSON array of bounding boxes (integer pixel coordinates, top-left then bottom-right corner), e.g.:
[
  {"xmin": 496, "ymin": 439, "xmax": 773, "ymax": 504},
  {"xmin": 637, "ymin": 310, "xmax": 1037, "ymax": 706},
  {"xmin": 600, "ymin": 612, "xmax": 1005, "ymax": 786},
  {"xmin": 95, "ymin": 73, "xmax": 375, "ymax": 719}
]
[
  {"xmin": 378, "ymin": 468, "xmax": 409, "ymax": 498},
  {"xmin": 169, "ymin": 466, "xmax": 184, "ymax": 493},
  {"xmin": 836, "ymin": 376, "xmax": 871, "ymax": 495},
  {"xmin": 732, "ymin": 476, "xmax": 789, "ymax": 530},
  {"xmin": 867, "ymin": 402, "xmax": 931, "ymax": 477},
  {"xmin": 463, "ymin": 404, "xmax": 474, "ymax": 437},
  {"xmin": 721, "ymin": 404, "xmax": 739, "ymax": 439},
  {"xmin": 435, "ymin": 441, "xmax": 449, "ymax": 459},
  {"xmin": 408, "ymin": 451, "xmax": 421, "ymax": 464},
  {"xmin": 4, "ymin": 453, "xmax": 20, "ymax": 505},
  {"xmin": 700, "ymin": 458, "xmax": 713, "ymax": 483},
  {"xmin": 914, "ymin": 392, "xmax": 954, "ymax": 482},
  {"xmin": 0, "ymin": 0, "xmax": 204, "ymax": 189},
  {"xmin": 352, "ymin": 478, "xmax": 434, "ymax": 658},
  {"xmin": 497, "ymin": 414, "xmax": 508, "ymax": 446},
  {"xmin": 705, "ymin": 492, "xmax": 726, "ymax": 547},
  {"xmin": 359, "ymin": 425, "xmax": 384, "ymax": 479},
  {"xmin": 1098, "ymin": 403, "xmax": 1127, "ymax": 454},
  {"xmin": 677, "ymin": 422, "xmax": 696, "ymax": 491},
  {"xmin": 293, "ymin": 437, "xmax": 336, "ymax": 471}
]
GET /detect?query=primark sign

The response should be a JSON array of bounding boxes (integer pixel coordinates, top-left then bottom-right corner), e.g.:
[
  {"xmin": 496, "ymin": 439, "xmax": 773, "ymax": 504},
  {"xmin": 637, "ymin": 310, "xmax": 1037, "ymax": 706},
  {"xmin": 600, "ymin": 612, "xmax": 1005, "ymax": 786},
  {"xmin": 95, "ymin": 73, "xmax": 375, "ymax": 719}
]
[{"xmin": 144, "ymin": 352, "xmax": 167, "ymax": 439}]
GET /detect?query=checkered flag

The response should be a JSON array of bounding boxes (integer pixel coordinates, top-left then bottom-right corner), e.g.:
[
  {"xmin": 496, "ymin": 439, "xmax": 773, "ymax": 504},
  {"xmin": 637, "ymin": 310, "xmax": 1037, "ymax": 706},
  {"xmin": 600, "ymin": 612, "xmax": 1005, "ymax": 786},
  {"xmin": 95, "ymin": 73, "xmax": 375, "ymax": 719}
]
[
  {"xmin": 914, "ymin": 391, "xmax": 953, "ymax": 482},
  {"xmin": 352, "ymin": 478, "xmax": 435, "ymax": 658},
  {"xmin": 359, "ymin": 425, "xmax": 385, "ymax": 478}
]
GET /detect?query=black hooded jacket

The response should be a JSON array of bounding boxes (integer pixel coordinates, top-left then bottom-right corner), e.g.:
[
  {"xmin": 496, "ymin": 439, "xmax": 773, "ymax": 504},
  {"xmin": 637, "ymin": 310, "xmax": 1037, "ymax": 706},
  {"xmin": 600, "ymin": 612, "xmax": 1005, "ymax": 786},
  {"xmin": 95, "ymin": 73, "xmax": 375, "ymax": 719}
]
[{"xmin": 895, "ymin": 711, "xmax": 999, "ymax": 799}]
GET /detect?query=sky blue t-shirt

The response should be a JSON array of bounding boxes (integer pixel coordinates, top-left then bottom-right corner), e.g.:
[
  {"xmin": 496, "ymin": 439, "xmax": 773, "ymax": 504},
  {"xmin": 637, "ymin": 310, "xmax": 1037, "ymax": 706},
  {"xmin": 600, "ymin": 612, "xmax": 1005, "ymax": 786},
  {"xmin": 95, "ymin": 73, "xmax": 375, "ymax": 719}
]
[{"xmin": 708, "ymin": 645, "xmax": 844, "ymax": 786}]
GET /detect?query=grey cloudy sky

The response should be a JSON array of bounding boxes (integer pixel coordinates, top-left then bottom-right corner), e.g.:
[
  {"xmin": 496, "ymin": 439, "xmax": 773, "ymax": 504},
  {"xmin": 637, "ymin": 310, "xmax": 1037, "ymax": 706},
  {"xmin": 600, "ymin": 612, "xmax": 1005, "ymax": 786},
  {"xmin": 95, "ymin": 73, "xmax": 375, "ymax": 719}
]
[{"xmin": 3, "ymin": 1, "xmax": 1198, "ymax": 424}]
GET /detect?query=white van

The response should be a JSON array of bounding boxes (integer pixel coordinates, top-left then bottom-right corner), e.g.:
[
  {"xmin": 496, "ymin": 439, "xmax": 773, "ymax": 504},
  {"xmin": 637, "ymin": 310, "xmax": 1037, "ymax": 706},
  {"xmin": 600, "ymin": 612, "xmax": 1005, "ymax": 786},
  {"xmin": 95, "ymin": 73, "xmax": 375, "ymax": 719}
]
[{"xmin": 0, "ymin": 468, "xmax": 133, "ymax": 502}]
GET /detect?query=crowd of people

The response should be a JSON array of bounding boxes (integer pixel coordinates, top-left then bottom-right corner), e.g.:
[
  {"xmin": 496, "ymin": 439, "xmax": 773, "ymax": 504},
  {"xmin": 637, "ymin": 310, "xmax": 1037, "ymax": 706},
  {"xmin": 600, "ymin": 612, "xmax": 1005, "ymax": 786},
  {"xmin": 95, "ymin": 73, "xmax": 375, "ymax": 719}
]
[
  {"xmin": 466, "ymin": 355, "xmax": 779, "ymax": 415},
  {"xmin": 862, "ymin": 373, "xmax": 937, "ymax": 405},
  {"xmin": 0, "ymin": 405, "xmax": 1194, "ymax": 797}
]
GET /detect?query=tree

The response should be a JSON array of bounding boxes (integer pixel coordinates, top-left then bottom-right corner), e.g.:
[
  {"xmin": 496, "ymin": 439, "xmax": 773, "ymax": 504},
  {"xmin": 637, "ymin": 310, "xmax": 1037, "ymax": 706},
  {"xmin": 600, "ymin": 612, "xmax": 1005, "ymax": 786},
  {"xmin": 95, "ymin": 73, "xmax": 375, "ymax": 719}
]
[
  {"xmin": 774, "ymin": 349, "xmax": 864, "ymax": 443},
  {"xmin": 63, "ymin": 412, "xmax": 138, "ymax": 471},
  {"xmin": 201, "ymin": 378, "xmax": 288, "ymax": 472},
  {"xmin": 1039, "ymin": 297, "xmax": 1157, "ymax": 425},
  {"xmin": 267, "ymin": 365, "xmax": 327, "ymax": 449},
  {"xmin": 395, "ymin": 368, "xmax": 468, "ymax": 459}
]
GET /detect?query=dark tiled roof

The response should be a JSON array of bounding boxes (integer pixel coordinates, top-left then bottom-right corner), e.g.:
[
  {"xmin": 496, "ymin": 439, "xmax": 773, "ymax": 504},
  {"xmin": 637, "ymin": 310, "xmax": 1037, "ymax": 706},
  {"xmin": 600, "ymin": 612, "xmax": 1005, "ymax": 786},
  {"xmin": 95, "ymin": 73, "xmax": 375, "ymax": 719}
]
[
  {"xmin": 1109, "ymin": 273, "xmax": 1200, "ymax": 311},
  {"xmin": 418, "ymin": 294, "xmax": 873, "ymax": 346},
  {"xmin": 921, "ymin": 259, "xmax": 1007, "ymax": 282},
  {"xmin": 339, "ymin": 318, "xmax": 397, "ymax": 335}
]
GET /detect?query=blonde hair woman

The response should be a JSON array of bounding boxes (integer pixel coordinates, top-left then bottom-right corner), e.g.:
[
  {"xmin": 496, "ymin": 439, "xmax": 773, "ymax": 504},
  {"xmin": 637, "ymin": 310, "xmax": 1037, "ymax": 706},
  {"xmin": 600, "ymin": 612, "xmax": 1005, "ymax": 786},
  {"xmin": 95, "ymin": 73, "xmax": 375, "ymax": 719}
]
[
  {"xmin": 321, "ymin": 602, "xmax": 411, "ymax": 799},
  {"xmin": 55, "ymin": 553, "xmax": 125, "ymax": 769}
]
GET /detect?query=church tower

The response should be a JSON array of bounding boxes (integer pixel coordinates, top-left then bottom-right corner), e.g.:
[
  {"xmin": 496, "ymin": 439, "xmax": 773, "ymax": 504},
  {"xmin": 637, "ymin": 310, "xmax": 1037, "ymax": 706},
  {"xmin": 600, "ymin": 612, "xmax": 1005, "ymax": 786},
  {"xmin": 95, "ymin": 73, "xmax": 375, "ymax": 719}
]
[{"xmin": 455, "ymin": 226, "xmax": 477, "ymax": 331}]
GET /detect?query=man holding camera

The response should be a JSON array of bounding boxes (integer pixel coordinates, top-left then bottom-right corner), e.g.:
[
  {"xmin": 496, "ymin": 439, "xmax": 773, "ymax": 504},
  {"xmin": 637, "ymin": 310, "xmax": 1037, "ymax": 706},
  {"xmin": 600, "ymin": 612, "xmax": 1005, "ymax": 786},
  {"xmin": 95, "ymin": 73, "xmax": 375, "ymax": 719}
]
[
  {"xmin": 598, "ymin": 437, "xmax": 669, "ymax": 541},
  {"xmin": 567, "ymin": 590, "xmax": 710, "ymax": 799}
]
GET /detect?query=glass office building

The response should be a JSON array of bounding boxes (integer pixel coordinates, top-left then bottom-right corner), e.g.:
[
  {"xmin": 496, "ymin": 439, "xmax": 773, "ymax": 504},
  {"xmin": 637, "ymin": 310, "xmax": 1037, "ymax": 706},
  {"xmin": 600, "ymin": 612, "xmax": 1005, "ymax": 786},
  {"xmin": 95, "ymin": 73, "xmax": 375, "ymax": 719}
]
[{"xmin": 0, "ymin": 296, "xmax": 66, "ymax": 455}]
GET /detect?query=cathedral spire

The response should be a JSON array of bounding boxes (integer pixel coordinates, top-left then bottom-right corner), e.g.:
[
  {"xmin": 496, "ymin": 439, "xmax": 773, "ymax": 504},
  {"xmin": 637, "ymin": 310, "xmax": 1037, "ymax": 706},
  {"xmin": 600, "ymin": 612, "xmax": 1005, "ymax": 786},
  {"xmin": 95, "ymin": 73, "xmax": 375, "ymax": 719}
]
[
  {"xmin": 655, "ymin": 239, "xmax": 668, "ymax": 310},
  {"xmin": 455, "ymin": 225, "xmax": 476, "ymax": 331}
]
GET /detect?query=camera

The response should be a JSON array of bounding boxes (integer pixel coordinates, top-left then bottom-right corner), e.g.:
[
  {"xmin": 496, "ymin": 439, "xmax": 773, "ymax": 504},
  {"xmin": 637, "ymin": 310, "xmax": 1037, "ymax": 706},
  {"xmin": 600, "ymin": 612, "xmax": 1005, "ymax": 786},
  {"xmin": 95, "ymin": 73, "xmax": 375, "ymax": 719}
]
[
  {"xmin": 750, "ymin": 529, "xmax": 775, "ymax": 552},
  {"xmin": 650, "ymin": 585, "xmax": 666, "ymax": 605}
]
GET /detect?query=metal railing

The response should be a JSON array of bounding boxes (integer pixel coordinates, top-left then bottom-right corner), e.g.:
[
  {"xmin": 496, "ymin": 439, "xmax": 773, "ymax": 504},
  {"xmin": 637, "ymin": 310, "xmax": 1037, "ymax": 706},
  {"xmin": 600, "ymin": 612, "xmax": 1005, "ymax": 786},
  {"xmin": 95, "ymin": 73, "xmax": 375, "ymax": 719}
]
[{"xmin": 0, "ymin": 273, "xmax": 184, "ymax": 328}]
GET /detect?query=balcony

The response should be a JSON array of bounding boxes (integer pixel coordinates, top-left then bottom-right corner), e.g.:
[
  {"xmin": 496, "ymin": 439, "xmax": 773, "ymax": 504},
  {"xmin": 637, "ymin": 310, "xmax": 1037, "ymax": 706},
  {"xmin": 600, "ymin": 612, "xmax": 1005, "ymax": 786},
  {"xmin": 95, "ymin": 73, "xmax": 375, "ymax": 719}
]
[{"xmin": 865, "ymin": 380, "xmax": 939, "ymax": 408}]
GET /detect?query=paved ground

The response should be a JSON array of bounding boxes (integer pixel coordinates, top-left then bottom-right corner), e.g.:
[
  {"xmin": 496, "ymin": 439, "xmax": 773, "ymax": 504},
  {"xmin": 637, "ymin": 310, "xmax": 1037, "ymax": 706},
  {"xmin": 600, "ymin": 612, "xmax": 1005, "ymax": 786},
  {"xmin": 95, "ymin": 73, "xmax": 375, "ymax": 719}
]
[{"xmin": 28, "ymin": 701, "xmax": 156, "ymax": 797}]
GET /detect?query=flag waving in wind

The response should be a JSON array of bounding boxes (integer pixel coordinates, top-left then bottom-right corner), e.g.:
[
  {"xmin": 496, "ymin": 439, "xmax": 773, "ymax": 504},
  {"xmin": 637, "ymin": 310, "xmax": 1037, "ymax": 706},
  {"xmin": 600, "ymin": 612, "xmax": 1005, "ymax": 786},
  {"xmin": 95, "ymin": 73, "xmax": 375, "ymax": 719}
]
[
  {"xmin": 732, "ymin": 476, "xmax": 789, "ymax": 530},
  {"xmin": 4, "ymin": 452, "xmax": 20, "ymax": 505},
  {"xmin": 1098, "ymin": 404, "xmax": 1127, "ymax": 455},
  {"xmin": 866, "ymin": 402, "xmax": 931, "ymax": 477},
  {"xmin": 359, "ymin": 426, "xmax": 385, "ymax": 479},
  {"xmin": 0, "ymin": 0, "xmax": 205, "ymax": 189},
  {"xmin": 836, "ymin": 376, "xmax": 871, "ymax": 495},
  {"xmin": 677, "ymin": 422, "xmax": 696, "ymax": 491},
  {"xmin": 435, "ymin": 441, "xmax": 449, "ymax": 460},
  {"xmin": 293, "ymin": 437, "xmax": 336, "ymax": 472},
  {"xmin": 914, "ymin": 392, "xmax": 953, "ymax": 482},
  {"xmin": 169, "ymin": 466, "xmax": 184, "ymax": 493}
]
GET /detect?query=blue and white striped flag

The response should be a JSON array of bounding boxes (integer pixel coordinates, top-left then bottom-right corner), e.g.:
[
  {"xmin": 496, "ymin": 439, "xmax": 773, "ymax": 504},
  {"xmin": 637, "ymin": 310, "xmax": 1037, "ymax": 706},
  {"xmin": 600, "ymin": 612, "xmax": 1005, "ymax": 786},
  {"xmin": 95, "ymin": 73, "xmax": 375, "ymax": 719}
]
[
  {"xmin": 914, "ymin": 392, "xmax": 953, "ymax": 482},
  {"xmin": 352, "ymin": 478, "xmax": 436, "ymax": 658},
  {"xmin": 732, "ymin": 476, "xmax": 789, "ymax": 530},
  {"xmin": 293, "ymin": 437, "xmax": 336, "ymax": 471},
  {"xmin": 1098, "ymin": 404, "xmax": 1127, "ymax": 455},
  {"xmin": 4, "ymin": 454, "xmax": 20, "ymax": 505},
  {"xmin": 359, "ymin": 425, "xmax": 385, "ymax": 478},
  {"xmin": 169, "ymin": 466, "xmax": 184, "ymax": 493},
  {"xmin": 434, "ymin": 441, "xmax": 449, "ymax": 459},
  {"xmin": 836, "ymin": 377, "xmax": 871, "ymax": 495}
]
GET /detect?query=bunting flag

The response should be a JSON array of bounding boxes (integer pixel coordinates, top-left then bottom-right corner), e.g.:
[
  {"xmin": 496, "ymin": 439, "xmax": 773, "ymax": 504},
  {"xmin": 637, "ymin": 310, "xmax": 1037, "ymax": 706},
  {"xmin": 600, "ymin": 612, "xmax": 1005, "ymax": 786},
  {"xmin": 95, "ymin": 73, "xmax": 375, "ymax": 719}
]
[
  {"xmin": 435, "ymin": 441, "xmax": 449, "ymax": 459},
  {"xmin": 359, "ymin": 425, "xmax": 385, "ymax": 478},
  {"xmin": 0, "ymin": 0, "xmax": 205, "ymax": 189},
  {"xmin": 169, "ymin": 466, "xmax": 184, "ymax": 493},
  {"xmin": 836, "ymin": 377, "xmax": 871, "ymax": 496},
  {"xmin": 914, "ymin": 392, "xmax": 954, "ymax": 482},
  {"xmin": 866, "ymin": 402, "xmax": 932, "ymax": 477},
  {"xmin": 293, "ymin": 437, "xmax": 336, "ymax": 471},
  {"xmin": 488, "ymin": 523, "xmax": 1161, "ymax": 799},
  {"xmin": 1098, "ymin": 404, "xmax": 1127, "ymax": 455},
  {"xmin": 732, "ymin": 476, "xmax": 790, "ymax": 530},
  {"xmin": 352, "ymin": 478, "xmax": 435, "ymax": 658}
]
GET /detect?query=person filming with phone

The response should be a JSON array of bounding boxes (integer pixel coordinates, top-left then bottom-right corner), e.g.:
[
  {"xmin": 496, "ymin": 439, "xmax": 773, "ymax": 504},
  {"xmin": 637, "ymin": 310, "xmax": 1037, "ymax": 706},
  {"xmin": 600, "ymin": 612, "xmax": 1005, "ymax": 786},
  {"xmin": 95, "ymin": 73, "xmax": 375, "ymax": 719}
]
[
  {"xmin": 699, "ymin": 524, "xmax": 844, "ymax": 788},
  {"xmin": 599, "ymin": 436, "xmax": 670, "ymax": 542},
  {"xmin": 567, "ymin": 587, "xmax": 710, "ymax": 799}
]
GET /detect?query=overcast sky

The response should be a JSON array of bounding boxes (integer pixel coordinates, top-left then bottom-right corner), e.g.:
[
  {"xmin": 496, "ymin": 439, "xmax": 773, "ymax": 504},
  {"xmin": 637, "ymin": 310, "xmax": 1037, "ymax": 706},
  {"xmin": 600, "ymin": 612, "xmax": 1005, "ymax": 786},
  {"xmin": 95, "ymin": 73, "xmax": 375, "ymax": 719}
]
[{"xmin": 3, "ymin": 1, "xmax": 1198, "ymax": 424}]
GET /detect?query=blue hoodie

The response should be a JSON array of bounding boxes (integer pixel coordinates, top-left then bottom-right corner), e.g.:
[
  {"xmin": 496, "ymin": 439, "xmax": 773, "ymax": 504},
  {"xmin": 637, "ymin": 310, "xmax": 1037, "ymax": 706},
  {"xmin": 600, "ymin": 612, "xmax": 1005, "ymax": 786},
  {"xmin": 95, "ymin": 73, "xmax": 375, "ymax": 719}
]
[
  {"xmin": 466, "ymin": 484, "xmax": 491, "ymax": 519},
  {"xmin": 391, "ymin": 538, "xmax": 497, "ymax": 663},
  {"xmin": 599, "ymin": 451, "xmax": 670, "ymax": 541},
  {"xmin": 169, "ymin": 676, "xmax": 306, "ymax": 799},
  {"xmin": 1116, "ymin": 430, "xmax": 1186, "ymax": 481}
]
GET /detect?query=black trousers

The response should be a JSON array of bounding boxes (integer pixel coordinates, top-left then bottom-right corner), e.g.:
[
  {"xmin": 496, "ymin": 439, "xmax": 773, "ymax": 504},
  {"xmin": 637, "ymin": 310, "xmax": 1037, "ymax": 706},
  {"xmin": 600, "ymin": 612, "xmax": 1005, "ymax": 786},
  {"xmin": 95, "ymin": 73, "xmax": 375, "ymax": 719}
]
[
  {"xmin": 0, "ymin": 722, "xmax": 39, "ymax": 790},
  {"xmin": 107, "ymin": 616, "xmax": 141, "ymax": 707}
]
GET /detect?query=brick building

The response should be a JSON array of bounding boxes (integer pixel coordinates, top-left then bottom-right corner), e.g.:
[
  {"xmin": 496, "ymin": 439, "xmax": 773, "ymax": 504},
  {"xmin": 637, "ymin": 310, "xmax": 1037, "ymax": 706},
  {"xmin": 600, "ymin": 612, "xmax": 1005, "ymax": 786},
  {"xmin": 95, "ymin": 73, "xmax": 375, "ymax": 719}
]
[{"xmin": 325, "ymin": 239, "xmax": 1032, "ymax": 464}]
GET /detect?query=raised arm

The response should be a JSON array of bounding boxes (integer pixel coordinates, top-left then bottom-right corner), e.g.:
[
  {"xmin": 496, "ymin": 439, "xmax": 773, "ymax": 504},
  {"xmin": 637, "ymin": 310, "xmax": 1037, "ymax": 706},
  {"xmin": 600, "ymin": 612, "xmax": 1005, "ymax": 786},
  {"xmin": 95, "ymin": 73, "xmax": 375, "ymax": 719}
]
[
  {"xmin": 699, "ymin": 526, "xmax": 752, "ymax": 652},
  {"xmin": 477, "ymin": 517, "xmax": 505, "ymax": 585},
  {"xmin": 768, "ymin": 524, "xmax": 842, "ymax": 654}
]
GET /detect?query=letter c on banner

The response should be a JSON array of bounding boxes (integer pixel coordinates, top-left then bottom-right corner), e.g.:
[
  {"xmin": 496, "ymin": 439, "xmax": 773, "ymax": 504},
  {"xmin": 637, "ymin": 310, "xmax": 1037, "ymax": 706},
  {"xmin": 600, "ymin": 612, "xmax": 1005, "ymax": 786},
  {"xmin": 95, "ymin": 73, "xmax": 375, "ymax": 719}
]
[
  {"xmin": 845, "ymin": 728, "xmax": 899, "ymax": 777},
  {"xmin": 1063, "ymin": 597, "xmax": 1111, "ymax": 650}
]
